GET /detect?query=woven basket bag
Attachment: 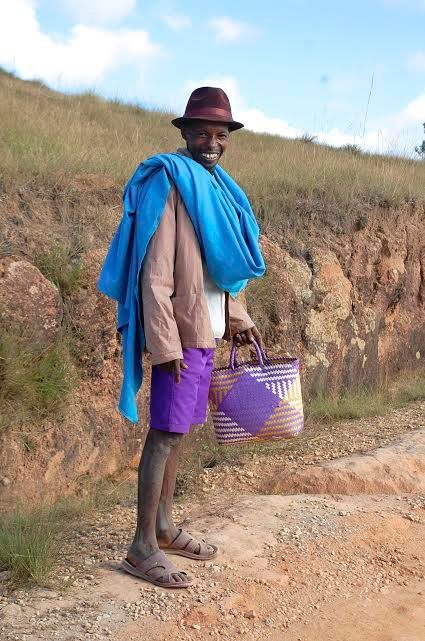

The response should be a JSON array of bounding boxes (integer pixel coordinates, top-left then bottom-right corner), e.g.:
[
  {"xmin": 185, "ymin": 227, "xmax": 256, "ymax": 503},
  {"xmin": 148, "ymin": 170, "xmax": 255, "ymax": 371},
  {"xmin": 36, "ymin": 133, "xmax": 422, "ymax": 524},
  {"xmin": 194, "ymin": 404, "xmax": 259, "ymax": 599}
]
[{"xmin": 208, "ymin": 339, "xmax": 304, "ymax": 445}]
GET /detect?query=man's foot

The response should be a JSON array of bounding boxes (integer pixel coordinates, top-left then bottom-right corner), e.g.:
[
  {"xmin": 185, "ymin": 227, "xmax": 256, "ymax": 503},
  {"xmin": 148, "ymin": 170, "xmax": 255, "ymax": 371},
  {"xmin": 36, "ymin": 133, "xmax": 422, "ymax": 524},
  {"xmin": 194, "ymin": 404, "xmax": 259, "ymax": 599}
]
[
  {"xmin": 158, "ymin": 528, "xmax": 218, "ymax": 560},
  {"xmin": 123, "ymin": 548, "xmax": 192, "ymax": 588}
]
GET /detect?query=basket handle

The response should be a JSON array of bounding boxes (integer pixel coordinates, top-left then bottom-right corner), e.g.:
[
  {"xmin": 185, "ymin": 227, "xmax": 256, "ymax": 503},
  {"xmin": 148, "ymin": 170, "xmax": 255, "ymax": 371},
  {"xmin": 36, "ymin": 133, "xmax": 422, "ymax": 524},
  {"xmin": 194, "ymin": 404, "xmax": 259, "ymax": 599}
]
[{"xmin": 230, "ymin": 337, "xmax": 267, "ymax": 370}]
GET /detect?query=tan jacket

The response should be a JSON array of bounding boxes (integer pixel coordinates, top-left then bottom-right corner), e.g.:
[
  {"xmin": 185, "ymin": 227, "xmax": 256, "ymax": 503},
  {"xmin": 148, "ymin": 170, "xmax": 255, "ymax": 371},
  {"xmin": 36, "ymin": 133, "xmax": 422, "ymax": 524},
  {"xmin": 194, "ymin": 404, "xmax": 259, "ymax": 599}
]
[{"xmin": 139, "ymin": 150, "xmax": 254, "ymax": 365}]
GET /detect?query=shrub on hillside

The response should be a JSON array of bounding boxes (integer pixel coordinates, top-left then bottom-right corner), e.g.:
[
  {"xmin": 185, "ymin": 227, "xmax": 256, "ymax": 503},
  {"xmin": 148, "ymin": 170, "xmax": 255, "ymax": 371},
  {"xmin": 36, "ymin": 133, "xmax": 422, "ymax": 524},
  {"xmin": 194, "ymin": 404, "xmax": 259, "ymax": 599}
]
[
  {"xmin": 0, "ymin": 325, "xmax": 77, "ymax": 431},
  {"xmin": 34, "ymin": 241, "xmax": 85, "ymax": 297}
]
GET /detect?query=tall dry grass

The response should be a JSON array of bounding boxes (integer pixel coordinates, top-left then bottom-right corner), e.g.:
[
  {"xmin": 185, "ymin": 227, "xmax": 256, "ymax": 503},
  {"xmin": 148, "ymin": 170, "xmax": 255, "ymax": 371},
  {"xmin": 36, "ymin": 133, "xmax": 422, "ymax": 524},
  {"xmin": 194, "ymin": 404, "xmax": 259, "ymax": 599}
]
[{"xmin": 1, "ymin": 68, "xmax": 425, "ymax": 239}]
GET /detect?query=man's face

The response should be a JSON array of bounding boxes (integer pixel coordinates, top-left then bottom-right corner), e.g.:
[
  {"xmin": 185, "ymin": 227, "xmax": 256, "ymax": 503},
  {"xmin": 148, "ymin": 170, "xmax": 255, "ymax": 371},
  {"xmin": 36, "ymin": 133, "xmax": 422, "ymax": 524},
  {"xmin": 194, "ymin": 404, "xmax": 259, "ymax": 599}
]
[{"xmin": 182, "ymin": 121, "xmax": 230, "ymax": 171}]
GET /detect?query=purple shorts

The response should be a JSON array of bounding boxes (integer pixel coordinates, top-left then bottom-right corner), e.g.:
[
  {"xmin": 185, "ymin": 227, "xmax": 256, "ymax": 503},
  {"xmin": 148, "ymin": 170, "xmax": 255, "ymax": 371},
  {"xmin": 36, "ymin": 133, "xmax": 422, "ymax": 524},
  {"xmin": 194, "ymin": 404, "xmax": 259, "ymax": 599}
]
[{"xmin": 150, "ymin": 347, "xmax": 215, "ymax": 434}]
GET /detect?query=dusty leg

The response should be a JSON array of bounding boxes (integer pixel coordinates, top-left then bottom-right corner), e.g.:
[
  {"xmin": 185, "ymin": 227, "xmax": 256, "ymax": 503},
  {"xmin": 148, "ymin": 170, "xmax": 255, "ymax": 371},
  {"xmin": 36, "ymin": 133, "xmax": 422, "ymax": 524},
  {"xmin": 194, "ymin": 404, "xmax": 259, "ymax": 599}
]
[
  {"xmin": 127, "ymin": 429, "xmax": 187, "ymax": 581},
  {"xmin": 156, "ymin": 438, "xmax": 183, "ymax": 545},
  {"xmin": 156, "ymin": 433, "xmax": 215, "ymax": 556}
]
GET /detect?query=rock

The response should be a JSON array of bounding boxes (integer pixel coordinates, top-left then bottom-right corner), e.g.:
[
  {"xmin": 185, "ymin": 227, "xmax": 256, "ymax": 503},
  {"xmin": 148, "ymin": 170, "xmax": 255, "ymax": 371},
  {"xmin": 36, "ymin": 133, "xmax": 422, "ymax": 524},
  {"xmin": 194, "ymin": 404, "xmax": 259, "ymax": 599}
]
[
  {"xmin": 0, "ymin": 570, "xmax": 11, "ymax": 582},
  {"xmin": 71, "ymin": 249, "xmax": 119, "ymax": 374},
  {"xmin": 34, "ymin": 589, "xmax": 59, "ymax": 599},
  {"xmin": 266, "ymin": 431, "xmax": 425, "ymax": 495},
  {"xmin": 0, "ymin": 603, "xmax": 24, "ymax": 623},
  {"xmin": 0, "ymin": 257, "xmax": 62, "ymax": 346},
  {"xmin": 1, "ymin": 478, "xmax": 10, "ymax": 487},
  {"xmin": 248, "ymin": 223, "xmax": 425, "ymax": 398}
]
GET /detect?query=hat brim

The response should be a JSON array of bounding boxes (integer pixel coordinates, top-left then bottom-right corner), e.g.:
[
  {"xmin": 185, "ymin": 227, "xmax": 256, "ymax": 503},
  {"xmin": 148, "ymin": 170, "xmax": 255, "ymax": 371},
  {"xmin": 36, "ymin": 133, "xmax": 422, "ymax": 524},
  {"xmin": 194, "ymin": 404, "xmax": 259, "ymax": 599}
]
[{"xmin": 171, "ymin": 115, "xmax": 244, "ymax": 132}]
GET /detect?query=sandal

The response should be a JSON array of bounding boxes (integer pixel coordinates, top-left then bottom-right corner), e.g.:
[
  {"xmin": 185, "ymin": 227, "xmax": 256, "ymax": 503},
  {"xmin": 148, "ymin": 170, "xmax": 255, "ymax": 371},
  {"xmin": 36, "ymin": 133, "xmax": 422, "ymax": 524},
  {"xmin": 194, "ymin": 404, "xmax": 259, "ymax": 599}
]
[
  {"xmin": 121, "ymin": 550, "xmax": 193, "ymax": 588},
  {"xmin": 159, "ymin": 529, "xmax": 219, "ymax": 560}
]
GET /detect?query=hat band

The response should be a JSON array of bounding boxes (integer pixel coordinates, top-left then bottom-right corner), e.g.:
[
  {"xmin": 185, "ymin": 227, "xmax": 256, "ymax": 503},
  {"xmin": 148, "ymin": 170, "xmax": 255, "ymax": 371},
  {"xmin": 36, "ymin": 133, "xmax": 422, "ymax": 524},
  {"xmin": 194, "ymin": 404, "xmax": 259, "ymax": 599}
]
[{"xmin": 184, "ymin": 106, "xmax": 233, "ymax": 120}]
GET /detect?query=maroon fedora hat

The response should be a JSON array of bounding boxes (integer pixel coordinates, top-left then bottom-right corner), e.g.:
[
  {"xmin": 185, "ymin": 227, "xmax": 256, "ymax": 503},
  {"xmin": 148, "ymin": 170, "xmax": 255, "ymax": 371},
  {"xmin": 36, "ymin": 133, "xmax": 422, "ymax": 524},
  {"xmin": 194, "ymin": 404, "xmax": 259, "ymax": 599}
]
[{"xmin": 171, "ymin": 86, "xmax": 244, "ymax": 131}]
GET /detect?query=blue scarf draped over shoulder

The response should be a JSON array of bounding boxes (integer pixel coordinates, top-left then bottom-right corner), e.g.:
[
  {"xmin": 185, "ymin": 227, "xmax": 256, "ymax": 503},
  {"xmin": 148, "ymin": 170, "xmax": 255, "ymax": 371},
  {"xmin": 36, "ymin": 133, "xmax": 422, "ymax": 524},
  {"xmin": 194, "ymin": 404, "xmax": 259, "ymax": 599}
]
[{"xmin": 97, "ymin": 152, "xmax": 265, "ymax": 423}]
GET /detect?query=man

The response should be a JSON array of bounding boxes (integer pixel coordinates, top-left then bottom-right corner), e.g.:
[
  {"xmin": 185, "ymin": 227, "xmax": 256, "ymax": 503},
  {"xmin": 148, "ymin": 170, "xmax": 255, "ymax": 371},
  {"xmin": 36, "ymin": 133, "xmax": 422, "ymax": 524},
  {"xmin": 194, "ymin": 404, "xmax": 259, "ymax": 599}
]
[{"xmin": 98, "ymin": 87, "xmax": 265, "ymax": 588}]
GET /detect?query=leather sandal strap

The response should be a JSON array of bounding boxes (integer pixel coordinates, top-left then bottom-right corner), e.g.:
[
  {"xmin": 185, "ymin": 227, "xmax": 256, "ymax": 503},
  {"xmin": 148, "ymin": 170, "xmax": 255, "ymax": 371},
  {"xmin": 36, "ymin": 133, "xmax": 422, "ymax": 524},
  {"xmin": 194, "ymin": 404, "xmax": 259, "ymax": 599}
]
[
  {"xmin": 169, "ymin": 529, "xmax": 194, "ymax": 551},
  {"xmin": 170, "ymin": 529, "xmax": 210, "ymax": 556},
  {"xmin": 131, "ymin": 551, "xmax": 186, "ymax": 583}
]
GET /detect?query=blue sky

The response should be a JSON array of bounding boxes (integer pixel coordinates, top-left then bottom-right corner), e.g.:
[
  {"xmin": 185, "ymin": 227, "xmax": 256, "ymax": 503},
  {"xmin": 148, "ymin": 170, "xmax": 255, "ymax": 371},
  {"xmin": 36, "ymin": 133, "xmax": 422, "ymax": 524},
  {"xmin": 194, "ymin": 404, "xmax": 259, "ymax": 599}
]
[{"xmin": 1, "ymin": 0, "xmax": 425, "ymax": 154}]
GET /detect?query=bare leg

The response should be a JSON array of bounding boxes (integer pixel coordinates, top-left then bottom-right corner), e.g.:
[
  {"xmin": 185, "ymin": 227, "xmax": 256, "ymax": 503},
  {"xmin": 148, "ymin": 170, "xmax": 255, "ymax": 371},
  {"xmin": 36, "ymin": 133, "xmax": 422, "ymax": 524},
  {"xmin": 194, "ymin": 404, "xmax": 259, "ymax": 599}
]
[
  {"xmin": 127, "ymin": 429, "xmax": 187, "ymax": 580},
  {"xmin": 155, "ymin": 433, "xmax": 215, "ymax": 556},
  {"xmin": 156, "ymin": 439, "xmax": 182, "ymax": 545}
]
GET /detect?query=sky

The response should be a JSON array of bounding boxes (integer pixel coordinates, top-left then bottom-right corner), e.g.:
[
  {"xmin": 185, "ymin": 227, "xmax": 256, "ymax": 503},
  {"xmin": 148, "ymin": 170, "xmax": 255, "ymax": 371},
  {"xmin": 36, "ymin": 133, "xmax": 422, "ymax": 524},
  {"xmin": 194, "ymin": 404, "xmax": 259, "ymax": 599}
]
[{"xmin": 1, "ymin": 0, "xmax": 425, "ymax": 155}]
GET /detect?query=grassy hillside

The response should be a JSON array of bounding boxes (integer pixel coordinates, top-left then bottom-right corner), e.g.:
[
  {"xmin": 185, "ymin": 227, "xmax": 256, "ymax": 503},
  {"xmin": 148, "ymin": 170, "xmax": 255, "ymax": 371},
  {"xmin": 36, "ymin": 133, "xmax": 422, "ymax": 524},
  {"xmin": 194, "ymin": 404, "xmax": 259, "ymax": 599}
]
[
  {"xmin": 1, "ymin": 70, "xmax": 425, "ymax": 524},
  {"xmin": 1, "ymin": 67, "xmax": 425, "ymax": 241}
]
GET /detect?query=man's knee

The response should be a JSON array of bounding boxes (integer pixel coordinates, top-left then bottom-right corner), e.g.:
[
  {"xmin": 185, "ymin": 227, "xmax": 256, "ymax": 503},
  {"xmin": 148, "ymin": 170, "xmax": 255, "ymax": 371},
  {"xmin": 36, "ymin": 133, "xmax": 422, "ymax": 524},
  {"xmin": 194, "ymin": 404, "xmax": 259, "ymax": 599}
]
[{"xmin": 150, "ymin": 429, "xmax": 183, "ymax": 455}]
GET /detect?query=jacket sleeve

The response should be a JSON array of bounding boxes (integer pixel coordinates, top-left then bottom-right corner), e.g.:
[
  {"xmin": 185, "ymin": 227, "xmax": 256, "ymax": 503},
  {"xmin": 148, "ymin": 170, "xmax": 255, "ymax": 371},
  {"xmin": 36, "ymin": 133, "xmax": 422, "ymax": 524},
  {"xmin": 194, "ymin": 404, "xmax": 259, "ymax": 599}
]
[
  {"xmin": 139, "ymin": 185, "xmax": 183, "ymax": 365},
  {"xmin": 228, "ymin": 294, "xmax": 255, "ymax": 336}
]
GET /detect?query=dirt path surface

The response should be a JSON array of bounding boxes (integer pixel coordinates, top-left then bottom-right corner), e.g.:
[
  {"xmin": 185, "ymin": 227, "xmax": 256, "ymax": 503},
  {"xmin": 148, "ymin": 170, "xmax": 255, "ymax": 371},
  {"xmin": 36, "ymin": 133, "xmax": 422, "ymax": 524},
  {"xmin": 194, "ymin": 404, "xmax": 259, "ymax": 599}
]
[{"xmin": 1, "ymin": 402, "xmax": 425, "ymax": 641}]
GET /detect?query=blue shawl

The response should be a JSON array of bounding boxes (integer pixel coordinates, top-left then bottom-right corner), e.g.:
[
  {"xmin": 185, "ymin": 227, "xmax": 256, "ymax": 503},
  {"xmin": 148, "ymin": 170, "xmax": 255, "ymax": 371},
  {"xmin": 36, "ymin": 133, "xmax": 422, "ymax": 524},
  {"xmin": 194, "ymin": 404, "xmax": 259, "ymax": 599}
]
[{"xmin": 97, "ymin": 152, "xmax": 265, "ymax": 423}]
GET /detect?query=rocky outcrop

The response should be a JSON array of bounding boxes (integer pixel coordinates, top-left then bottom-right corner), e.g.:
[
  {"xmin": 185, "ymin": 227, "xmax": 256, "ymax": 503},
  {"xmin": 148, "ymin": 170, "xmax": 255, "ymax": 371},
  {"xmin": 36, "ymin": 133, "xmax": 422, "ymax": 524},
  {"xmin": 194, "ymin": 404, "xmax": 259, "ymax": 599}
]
[
  {"xmin": 0, "ymin": 257, "xmax": 62, "ymax": 346},
  {"xmin": 0, "ymin": 190, "xmax": 424, "ymax": 504},
  {"xmin": 0, "ymin": 249, "xmax": 150, "ymax": 508},
  {"xmin": 248, "ymin": 205, "xmax": 425, "ymax": 395},
  {"xmin": 265, "ymin": 429, "xmax": 425, "ymax": 495},
  {"xmin": 71, "ymin": 249, "xmax": 120, "ymax": 374}
]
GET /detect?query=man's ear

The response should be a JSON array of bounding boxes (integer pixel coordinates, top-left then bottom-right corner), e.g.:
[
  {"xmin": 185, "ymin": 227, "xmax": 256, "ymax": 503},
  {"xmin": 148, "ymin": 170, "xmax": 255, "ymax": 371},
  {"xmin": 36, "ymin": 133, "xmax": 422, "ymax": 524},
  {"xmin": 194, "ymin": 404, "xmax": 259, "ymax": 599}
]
[{"xmin": 180, "ymin": 129, "xmax": 187, "ymax": 141}]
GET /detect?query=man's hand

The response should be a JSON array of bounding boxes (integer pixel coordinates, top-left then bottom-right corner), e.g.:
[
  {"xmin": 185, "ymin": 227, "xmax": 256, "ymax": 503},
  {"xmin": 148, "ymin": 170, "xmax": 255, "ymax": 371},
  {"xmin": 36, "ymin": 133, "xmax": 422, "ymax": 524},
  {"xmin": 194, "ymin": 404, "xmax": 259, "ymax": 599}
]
[
  {"xmin": 233, "ymin": 325, "xmax": 263, "ymax": 349},
  {"xmin": 157, "ymin": 359, "xmax": 188, "ymax": 384}
]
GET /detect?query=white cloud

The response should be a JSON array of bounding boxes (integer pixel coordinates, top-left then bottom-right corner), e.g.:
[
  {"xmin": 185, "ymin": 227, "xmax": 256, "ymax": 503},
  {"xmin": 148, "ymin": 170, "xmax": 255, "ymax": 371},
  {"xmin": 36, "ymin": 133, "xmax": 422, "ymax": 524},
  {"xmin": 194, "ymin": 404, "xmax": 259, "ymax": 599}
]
[
  {"xmin": 161, "ymin": 13, "xmax": 191, "ymax": 30},
  {"xmin": 209, "ymin": 16, "xmax": 258, "ymax": 42},
  {"xmin": 240, "ymin": 109, "xmax": 302, "ymax": 138},
  {"xmin": 59, "ymin": 0, "xmax": 136, "ymax": 25},
  {"xmin": 408, "ymin": 50, "xmax": 425, "ymax": 72},
  {"xmin": 0, "ymin": 0, "xmax": 161, "ymax": 87},
  {"xmin": 404, "ymin": 92, "xmax": 425, "ymax": 120},
  {"xmin": 182, "ymin": 76, "xmax": 424, "ymax": 156},
  {"xmin": 183, "ymin": 75, "xmax": 303, "ymax": 138}
]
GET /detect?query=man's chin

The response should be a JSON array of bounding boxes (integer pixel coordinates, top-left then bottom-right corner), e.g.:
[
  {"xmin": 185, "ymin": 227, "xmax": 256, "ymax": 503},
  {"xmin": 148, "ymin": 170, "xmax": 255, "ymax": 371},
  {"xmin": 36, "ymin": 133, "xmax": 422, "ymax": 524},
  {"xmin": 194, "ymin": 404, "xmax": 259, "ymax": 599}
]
[{"xmin": 198, "ymin": 158, "xmax": 220, "ymax": 170}]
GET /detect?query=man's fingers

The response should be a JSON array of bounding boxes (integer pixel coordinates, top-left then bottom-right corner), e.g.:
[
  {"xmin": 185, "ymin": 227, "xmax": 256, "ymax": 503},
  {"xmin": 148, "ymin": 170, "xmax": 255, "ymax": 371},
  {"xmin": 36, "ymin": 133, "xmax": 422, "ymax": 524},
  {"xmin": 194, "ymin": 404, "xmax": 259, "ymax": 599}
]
[
  {"xmin": 180, "ymin": 359, "xmax": 188, "ymax": 370},
  {"xmin": 252, "ymin": 326, "xmax": 264, "ymax": 348},
  {"xmin": 245, "ymin": 328, "xmax": 254, "ymax": 343},
  {"xmin": 174, "ymin": 359, "xmax": 181, "ymax": 384},
  {"xmin": 233, "ymin": 333, "xmax": 242, "ymax": 346}
]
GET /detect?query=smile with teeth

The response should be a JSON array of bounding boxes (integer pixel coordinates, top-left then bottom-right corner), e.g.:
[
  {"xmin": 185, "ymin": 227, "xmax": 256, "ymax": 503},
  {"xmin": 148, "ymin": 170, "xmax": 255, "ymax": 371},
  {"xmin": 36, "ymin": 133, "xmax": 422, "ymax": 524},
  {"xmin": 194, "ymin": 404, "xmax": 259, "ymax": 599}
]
[{"xmin": 201, "ymin": 152, "xmax": 220, "ymax": 160}]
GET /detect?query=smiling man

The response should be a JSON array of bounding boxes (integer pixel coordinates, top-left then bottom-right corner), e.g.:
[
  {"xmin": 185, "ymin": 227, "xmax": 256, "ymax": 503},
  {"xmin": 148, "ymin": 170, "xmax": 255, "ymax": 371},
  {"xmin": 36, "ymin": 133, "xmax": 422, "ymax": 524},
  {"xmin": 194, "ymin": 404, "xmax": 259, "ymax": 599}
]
[
  {"xmin": 98, "ymin": 86, "xmax": 265, "ymax": 588},
  {"xmin": 182, "ymin": 121, "xmax": 229, "ymax": 169}
]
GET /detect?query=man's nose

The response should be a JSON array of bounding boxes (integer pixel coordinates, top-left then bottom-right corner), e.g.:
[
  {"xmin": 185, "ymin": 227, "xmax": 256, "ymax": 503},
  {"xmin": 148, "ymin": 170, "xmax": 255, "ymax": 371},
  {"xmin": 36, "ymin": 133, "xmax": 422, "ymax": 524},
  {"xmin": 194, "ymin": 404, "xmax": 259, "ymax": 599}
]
[{"xmin": 206, "ymin": 135, "xmax": 219, "ymax": 147}]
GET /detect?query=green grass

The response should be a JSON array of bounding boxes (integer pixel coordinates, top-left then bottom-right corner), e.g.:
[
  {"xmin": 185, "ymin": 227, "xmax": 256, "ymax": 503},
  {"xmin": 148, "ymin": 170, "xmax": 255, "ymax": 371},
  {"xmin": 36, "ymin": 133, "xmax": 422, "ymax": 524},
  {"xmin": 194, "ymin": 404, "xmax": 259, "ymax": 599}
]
[
  {"xmin": 34, "ymin": 241, "xmax": 85, "ymax": 296},
  {"xmin": 0, "ymin": 326, "xmax": 77, "ymax": 430},
  {"xmin": 306, "ymin": 372, "xmax": 425, "ymax": 422},
  {"xmin": 0, "ymin": 506, "xmax": 64, "ymax": 584},
  {"xmin": 0, "ymin": 476, "xmax": 134, "ymax": 585},
  {"xmin": 392, "ymin": 372, "xmax": 425, "ymax": 405},
  {"xmin": 306, "ymin": 387, "xmax": 390, "ymax": 422}
]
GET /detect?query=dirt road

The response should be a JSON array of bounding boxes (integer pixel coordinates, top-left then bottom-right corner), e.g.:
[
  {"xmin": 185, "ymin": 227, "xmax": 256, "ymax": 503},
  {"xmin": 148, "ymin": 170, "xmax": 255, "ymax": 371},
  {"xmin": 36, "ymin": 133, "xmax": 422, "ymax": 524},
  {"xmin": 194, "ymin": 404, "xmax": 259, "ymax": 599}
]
[{"xmin": 1, "ymin": 402, "xmax": 425, "ymax": 641}]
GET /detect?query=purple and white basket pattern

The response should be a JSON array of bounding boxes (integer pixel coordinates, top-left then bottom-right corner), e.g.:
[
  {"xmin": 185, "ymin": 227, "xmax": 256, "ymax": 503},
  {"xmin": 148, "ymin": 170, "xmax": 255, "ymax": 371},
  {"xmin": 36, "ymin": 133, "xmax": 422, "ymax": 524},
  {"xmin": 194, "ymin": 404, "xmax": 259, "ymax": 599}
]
[{"xmin": 209, "ymin": 352, "xmax": 304, "ymax": 445}]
